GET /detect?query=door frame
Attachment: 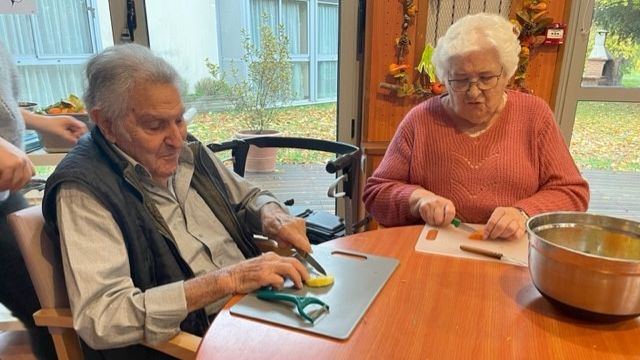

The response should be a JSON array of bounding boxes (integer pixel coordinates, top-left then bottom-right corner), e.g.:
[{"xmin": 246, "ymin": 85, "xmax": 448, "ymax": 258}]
[{"xmin": 554, "ymin": 0, "xmax": 639, "ymax": 143}]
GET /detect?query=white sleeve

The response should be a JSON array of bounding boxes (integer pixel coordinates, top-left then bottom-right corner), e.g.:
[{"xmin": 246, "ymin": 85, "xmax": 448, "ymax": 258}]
[{"xmin": 56, "ymin": 183, "xmax": 188, "ymax": 348}]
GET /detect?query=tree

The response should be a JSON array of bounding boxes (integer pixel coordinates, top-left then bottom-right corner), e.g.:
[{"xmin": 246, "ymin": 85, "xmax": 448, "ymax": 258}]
[
  {"xmin": 211, "ymin": 14, "xmax": 293, "ymax": 134},
  {"xmin": 594, "ymin": 0, "xmax": 640, "ymax": 42},
  {"xmin": 592, "ymin": 0, "xmax": 640, "ymax": 75}
]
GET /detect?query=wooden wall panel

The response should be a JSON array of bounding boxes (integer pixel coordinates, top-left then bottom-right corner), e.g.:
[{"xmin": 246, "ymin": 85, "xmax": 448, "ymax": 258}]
[
  {"xmin": 362, "ymin": 0, "xmax": 428, "ymax": 143},
  {"xmin": 509, "ymin": 0, "xmax": 570, "ymax": 105}
]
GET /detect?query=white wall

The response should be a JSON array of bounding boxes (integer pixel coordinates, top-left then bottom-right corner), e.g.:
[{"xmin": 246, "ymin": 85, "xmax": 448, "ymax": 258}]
[{"xmin": 145, "ymin": 0, "xmax": 219, "ymax": 93}]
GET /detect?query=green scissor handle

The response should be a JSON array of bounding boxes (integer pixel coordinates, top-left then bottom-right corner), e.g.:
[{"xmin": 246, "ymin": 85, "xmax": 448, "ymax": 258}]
[{"xmin": 256, "ymin": 288, "xmax": 329, "ymax": 323}]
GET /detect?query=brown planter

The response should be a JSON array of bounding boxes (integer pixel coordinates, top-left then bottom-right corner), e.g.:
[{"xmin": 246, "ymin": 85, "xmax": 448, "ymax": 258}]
[{"xmin": 234, "ymin": 130, "xmax": 282, "ymax": 172}]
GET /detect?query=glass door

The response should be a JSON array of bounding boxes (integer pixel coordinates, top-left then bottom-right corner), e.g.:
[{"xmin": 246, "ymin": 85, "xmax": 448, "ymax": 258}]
[
  {"xmin": 556, "ymin": 0, "xmax": 640, "ymax": 221},
  {"xmin": 144, "ymin": 0, "xmax": 360, "ymax": 217}
]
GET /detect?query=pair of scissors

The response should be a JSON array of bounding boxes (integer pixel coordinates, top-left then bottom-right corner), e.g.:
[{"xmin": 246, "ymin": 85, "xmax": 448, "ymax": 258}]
[{"xmin": 256, "ymin": 288, "xmax": 330, "ymax": 323}]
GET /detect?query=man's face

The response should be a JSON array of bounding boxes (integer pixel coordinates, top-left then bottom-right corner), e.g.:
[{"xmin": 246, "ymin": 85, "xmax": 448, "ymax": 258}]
[{"xmin": 104, "ymin": 82, "xmax": 186, "ymax": 186}]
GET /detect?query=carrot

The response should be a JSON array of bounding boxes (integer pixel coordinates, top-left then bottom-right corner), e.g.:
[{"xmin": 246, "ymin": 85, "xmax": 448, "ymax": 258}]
[
  {"xmin": 468, "ymin": 229, "xmax": 484, "ymax": 240},
  {"xmin": 425, "ymin": 229, "xmax": 438, "ymax": 240},
  {"xmin": 47, "ymin": 107, "xmax": 62, "ymax": 114}
]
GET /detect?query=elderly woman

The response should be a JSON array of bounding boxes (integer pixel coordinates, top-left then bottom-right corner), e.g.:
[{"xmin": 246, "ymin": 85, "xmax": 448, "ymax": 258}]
[{"xmin": 363, "ymin": 13, "xmax": 589, "ymax": 240}]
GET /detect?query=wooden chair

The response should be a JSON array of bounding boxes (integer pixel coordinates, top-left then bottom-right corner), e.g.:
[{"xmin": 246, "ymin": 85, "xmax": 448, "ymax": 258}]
[{"xmin": 7, "ymin": 205, "xmax": 201, "ymax": 360}]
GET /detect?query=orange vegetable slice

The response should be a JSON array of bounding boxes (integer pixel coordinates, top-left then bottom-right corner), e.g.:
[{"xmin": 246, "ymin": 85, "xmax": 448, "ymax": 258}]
[
  {"xmin": 468, "ymin": 229, "xmax": 484, "ymax": 240},
  {"xmin": 425, "ymin": 229, "xmax": 438, "ymax": 240}
]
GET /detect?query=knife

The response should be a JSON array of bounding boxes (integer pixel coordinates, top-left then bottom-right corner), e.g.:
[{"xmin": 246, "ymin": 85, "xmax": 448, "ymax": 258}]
[
  {"xmin": 451, "ymin": 217, "xmax": 476, "ymax": 233},
  {"xmin": 294, "ymin": 250, "xmax": 327, "ymax": 275},
  {"xmin": 459, "ymin": 245, "xmax": 528, "ymax": 267}
]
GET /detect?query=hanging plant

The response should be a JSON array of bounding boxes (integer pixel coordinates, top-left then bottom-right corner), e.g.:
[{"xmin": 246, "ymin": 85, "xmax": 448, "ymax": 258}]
[
  {"xmin": 414, "ymin": 44, "xmax": 444, "ymax": 96},
  {"xmin": 379, "ymin": 1, "xmax": 440, "ymax": 99},
  {"xmin": 510, "ymin": 0, "xmax": 554, "ymax": 93},
  {"xmin": 379, "ymin": 0, "xmax": 422, "ymax": 98}
]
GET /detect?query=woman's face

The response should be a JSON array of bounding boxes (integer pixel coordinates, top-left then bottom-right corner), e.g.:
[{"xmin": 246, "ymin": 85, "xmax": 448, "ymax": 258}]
[{"xmin": 445, "ymin": 48, "xmax": 508, "ymax": 125}]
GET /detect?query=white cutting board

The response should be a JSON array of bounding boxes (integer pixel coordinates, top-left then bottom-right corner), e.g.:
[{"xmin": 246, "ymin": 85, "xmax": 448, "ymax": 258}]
[
  {"xmin": 230, "ymin": 246, "xmax": 399, "ymax": 339},
  {"xmin": 415, "ymin": 223, "xmax": 528, "ymax": 266}
]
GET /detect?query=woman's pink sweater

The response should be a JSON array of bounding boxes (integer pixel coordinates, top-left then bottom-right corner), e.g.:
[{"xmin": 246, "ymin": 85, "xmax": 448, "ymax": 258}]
[{"xmin": 363, "ymin": 91, "xmax": 589, "ymax": 227}]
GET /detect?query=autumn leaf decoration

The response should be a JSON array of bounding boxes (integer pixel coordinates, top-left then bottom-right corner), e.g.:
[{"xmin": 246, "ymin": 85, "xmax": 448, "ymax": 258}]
[
  {"xmin": 510, "ymin": 0, "xmax": 554, "ymax": 93},
  {"xmin": 379, "ymin": 0, "xmax": 441, "ymax": 99}
]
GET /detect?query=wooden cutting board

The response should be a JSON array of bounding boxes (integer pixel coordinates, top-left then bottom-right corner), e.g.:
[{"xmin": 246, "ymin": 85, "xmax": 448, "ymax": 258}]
[
  {"xmin": 415, "ymin": 223, "xmax": 528, "ymax": 266},
  {"xmin": 230, "ymin": 246, "xmax": 399, "ymax": 339}
]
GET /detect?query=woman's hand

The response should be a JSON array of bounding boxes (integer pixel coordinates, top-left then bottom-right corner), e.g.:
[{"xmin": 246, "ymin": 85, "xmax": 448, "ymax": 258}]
[
  {"xmin": 0, "ymin": 137, "xmax": 35, "ymax": 191},
  {"xmin": 260, "ymin": 203, "xmax": 312, "ymax": 253},
  {"xmin": 39, "ymin": 115, "xmax": 88, "ymax": 143},
  {"xmin": 22, "ymin": 110, "xmax": 88, "ymax": 143},
  {"xmin": 485, "ymin": 207, "xmax": 527, "ymax": 240},
  {"xmin": 409, "ymin": 188, "xmax": 456, "ymax": 226}
]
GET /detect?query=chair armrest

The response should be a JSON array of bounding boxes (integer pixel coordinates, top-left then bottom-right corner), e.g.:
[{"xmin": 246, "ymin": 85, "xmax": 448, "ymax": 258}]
[
  {"xmin": 144, "ymin": 331, "xmax": 201, "ymax": 360},
  {"xmin": 33, "ymin": 308, "xmax": 74, "ymax": 328}
]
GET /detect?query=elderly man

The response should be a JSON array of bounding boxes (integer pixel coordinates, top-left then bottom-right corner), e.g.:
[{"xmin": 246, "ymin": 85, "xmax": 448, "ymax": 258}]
[{"xmin": 42, "ymin": 44, "xmax": 310, "ymax": 358}]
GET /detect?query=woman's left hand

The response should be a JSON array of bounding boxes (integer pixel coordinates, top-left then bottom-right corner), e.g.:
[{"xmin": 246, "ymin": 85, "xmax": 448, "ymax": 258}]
[{"xmin": 484, "ymin": 207, "xmax": 527, "ymax": 240}]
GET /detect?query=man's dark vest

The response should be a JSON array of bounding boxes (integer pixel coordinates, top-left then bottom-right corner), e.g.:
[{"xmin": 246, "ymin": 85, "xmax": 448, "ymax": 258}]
[{"xmin": 42, "ymin": 127, "xmax": 260, "ymax": 359}]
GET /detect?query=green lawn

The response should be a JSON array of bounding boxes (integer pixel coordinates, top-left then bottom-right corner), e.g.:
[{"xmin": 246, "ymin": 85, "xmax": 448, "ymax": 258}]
[
  {"xmin": 622, "ymin": 73, "xmax": 640, "ymax": 88},
  {"xmin": 188, "ymin": 103, "xmax": 338, "ymax": 164},
  {"xmin": 570, "ymin": 101, "xmax": 640, "ymax": 171}
]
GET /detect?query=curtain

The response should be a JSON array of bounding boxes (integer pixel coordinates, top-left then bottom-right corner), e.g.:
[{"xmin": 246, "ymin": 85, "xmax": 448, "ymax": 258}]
[
  {"xmin": 317, "ymin": 61, "xmax": 336, "ymax": 99},
  {"xmin": 317, "ymin": 3, "xmax": 337, "ymax": 55},
  {"xmin": 426, "ymin": 0, "xmax": 513, "ymax": 45},
  {"xmin": 249, "ymin": 0, "xmax": 278, "ymax": 49},
  {"xmin": 316, "ymin": 2, "xmax": 338, "ymax": 99}
]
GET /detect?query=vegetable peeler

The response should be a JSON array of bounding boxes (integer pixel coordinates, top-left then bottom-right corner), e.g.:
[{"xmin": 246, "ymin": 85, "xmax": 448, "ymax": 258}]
[{"xmin": 256, "ymin": 288, "xmax": 330, "ymax": 324}]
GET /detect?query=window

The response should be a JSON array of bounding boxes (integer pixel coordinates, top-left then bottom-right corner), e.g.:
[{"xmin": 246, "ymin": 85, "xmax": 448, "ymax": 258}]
[
  {"xmin": 0, "ymin": 0, "xmax": 111, "ymax": 107},
  {"xmin": 217, "ymin": 0, "xmax": 338, "ymax": 103}
]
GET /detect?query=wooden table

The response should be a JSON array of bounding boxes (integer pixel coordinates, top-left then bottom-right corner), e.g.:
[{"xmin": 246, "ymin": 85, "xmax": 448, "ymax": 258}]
[{"xmin": 197, "ymin": 226, "xmax": 640, "ymax": 359}]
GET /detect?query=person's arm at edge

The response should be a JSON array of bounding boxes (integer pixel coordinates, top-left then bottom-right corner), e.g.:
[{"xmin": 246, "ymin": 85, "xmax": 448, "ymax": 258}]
[
  {"xmin": 0, "ymin": 136, "xmax": 34, "ymax": 191},
  {"xmin": 22, "ymin": 109, "xmax": 87, "ymax": 142}
]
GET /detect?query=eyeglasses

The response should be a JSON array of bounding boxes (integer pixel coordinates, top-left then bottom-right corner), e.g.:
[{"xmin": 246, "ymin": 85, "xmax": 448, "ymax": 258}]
[{"xmin": 447, "ymin": 68, "xmax": 503, "ymax": 92}]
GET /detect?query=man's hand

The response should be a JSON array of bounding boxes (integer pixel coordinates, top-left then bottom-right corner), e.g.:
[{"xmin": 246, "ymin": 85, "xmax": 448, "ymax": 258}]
[
  {"xmin": 226, "ymin": 252, "xmax": 310, "ymax": 293},
  {"xmin": 260, "ymin": 203, "xmax": 311, "ymax": 253},
  {"xmin": 484, "ymin": 207, "xmax": 527, "ymax": 240},
  {"xmin": 184, "ymin": 252, "xmax": 310, "ymax": 312},
  {"xmin": 0, "ymin": 137, "xmax": 35, "ymax": 191},
  {"xmin": 409, "ymin": 188, "xmax": 456, "ymax": 226}
]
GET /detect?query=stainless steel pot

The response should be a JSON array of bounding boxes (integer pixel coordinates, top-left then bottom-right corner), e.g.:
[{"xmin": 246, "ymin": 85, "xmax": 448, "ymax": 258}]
[{"xmin": 527, "ymin": 212, "xmax": 640, "ymax": 320}]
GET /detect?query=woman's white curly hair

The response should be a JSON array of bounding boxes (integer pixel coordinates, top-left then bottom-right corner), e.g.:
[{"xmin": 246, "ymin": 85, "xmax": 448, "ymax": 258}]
[{"xmin": 432, "ymin": 13, "xmax": 520, "ymax": 82}]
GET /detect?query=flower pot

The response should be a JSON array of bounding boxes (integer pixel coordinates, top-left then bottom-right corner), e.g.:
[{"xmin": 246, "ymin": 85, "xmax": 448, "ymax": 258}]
[{"xmin": 234, "ymin": 130, "xmax": 282, "ymax": 172}]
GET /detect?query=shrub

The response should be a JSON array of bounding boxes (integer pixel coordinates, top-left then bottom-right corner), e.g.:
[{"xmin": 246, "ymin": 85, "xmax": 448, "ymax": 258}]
[{"xmin": 206, "ymin": 14, "xmax": 293, "ymax": 134}]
